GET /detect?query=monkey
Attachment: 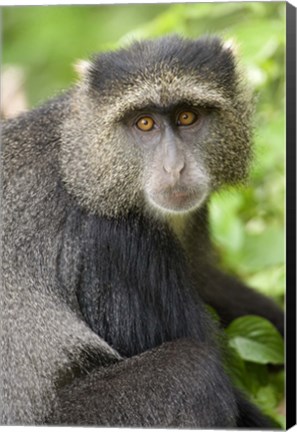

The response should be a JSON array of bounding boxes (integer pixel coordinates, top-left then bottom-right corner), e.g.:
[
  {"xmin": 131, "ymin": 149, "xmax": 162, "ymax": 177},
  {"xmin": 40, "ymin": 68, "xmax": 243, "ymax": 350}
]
[{"xmin": 1, "ymin": 35, "xmax": 283, "ymax": 427}]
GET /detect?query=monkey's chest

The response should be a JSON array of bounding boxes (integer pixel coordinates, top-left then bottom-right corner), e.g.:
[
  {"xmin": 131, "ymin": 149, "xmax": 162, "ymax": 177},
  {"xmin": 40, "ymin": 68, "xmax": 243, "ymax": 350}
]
[
  {"xmin": 60, "ymin": 210, "xmax": 201, "ymax": 357},
  {"xmin": 77, "ymin": 260, "xmax": 199, "ymax": 358},
  {"xmin": 73, "ymin": 217, "xmax": 202, "ymax": 358}
]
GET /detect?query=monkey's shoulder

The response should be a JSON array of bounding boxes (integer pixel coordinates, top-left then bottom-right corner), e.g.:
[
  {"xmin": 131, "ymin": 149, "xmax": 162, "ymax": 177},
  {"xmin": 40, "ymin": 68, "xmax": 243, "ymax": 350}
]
[
  {"xmin": 2, "ymin": 91, "xmax": 74, "ymax": 180},
  {"xmin": 3, "ymin": 91, "xmax": 73, "ymax": 152}
]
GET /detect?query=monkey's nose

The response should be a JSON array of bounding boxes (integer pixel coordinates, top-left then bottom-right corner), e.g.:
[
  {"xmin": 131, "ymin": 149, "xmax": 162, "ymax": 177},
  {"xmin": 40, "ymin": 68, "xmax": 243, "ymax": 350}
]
[
  {"xmin": 163, "ymin": 162, "xmax": 185, "ymax": 187},
  {"xmin": 163, "ymin": 160, "xmax": 185, "ymax": 177}
]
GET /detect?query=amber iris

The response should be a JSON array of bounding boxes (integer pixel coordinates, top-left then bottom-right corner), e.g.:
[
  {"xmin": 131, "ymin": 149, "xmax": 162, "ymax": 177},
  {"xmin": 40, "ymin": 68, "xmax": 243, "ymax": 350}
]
[
  {"xmin": 136, "ymin": 116, "xmax": 155, "ymax": 131},
  {"xmin": 177, "ymin": 111, "xmax": 197, "ymax": 126}
]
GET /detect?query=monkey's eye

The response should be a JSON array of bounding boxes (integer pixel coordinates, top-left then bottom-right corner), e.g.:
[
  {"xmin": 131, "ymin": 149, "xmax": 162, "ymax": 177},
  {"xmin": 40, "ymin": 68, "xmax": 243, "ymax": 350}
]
[
  {"xmin": 177, "ymin": 111, "xmax": 197, "ymax": 127},
  {"xmin": 136, "ymin": 116, "xmax": 155, "ymax": 132}
]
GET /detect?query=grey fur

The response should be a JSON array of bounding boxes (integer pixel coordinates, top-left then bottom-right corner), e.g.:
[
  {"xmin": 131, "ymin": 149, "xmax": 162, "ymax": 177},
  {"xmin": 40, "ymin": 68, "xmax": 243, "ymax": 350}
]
[{"xmin": 1, "ymin": 94, "xmax": 120, "ymax": 423}]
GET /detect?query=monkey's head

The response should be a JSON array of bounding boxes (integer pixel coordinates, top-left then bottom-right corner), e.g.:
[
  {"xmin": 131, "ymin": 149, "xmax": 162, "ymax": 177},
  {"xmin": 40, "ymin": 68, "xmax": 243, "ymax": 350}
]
[{"xmin": 60, "ymin": 36, "xmax": 253, "ymax": 218}]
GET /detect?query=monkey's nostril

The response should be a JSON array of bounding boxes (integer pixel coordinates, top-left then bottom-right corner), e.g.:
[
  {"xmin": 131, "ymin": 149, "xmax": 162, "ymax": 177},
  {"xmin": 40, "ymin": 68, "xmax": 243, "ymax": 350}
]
[
  {"xmin": 163, "ymin": 164, "xmax": 170, "ymax": 174},
  {"xmin": 179, "ymin": 162, "xmax": 186, "ymax": 174},
  {"xmin": 163, "ymin": 162, "xmax": 185, "ymax": 176}
]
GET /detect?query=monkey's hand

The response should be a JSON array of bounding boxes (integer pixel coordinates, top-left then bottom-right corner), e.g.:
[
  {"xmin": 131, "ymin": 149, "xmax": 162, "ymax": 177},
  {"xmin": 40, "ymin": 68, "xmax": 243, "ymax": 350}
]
[{"xmin": 47, "ymin": 338, "xmax": 238, "ymax": 427}]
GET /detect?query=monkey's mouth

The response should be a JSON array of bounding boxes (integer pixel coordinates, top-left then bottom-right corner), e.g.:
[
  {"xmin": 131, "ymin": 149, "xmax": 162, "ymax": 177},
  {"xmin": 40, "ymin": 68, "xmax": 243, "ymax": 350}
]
[{"xmin": 148, "ymin": 187, "xmax": 208, "ymax": 213}]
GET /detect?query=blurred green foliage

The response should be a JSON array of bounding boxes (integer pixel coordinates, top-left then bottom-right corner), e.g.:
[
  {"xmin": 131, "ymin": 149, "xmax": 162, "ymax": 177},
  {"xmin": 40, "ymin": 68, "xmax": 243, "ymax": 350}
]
[{"xmin": 3, "ymin": 2, "xmax": 285, "ymax": 427}]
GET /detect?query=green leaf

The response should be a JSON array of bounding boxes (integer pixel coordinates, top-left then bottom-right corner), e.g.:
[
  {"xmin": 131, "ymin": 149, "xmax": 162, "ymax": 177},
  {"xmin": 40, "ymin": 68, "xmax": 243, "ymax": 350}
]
[
  {"xmin": 224, "ymin": 347, "xmax": 249, "ymax": 393},
  {"xmin": 226, "ymin": 316, "xmax": 284, "ymax": 365},
  {"xmin": 244, "ymin": 362, "xmax": 269, "ymax": 393},
  {"xmin": 252, "ymin": 386, "xmax": 285, "ymax": 429},
  {"xmin": 255, "ymin": 385, "xmax": 277, "ymax": 409}
]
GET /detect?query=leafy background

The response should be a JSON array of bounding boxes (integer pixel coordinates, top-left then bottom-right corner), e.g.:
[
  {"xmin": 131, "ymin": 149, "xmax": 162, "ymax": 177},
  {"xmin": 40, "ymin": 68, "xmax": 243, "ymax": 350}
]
[{"xmin": 3, "ymin": 2, "xmax": 285, "ymax": 427}]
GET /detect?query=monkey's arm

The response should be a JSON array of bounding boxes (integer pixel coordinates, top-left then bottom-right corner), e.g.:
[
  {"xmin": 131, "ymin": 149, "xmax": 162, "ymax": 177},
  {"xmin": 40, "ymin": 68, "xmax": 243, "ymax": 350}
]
[
  {"xmin": 197, "ymin": 266, "xmax": 284, "ymax": 335},
  {"xmin": 47, "ymin": 339, "xmax": 238, "ymax": 427},
  {"xmin": 185, "ymin": 207, "xmax": 284, "ymax": 336}
]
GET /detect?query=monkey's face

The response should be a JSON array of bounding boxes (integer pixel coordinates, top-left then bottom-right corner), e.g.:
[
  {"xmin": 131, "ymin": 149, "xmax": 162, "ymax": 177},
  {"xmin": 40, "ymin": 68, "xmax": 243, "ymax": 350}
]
[
  {"xmin": 123, "ymin": 105, "xmax": 211, "ymax": 214},
  {"xmin": 61, "ymin": 36, "xmax": 253, "ymax": 218}
]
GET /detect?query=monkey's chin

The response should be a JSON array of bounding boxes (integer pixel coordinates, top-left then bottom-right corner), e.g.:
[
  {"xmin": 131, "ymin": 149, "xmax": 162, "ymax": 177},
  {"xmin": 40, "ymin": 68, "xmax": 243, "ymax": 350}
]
[{"xmin": 147, "ymin": 189, "xmax": 208, "ymax": 215}]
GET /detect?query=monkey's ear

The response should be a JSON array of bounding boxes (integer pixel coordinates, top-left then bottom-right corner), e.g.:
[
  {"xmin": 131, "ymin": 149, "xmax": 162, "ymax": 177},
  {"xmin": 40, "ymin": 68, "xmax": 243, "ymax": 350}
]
[
  {"xmin": 73, "ymin": 59, "xmax": 92, "ymax": 79},
  {"xmin": 222, "ymin": 39, "xmax": 239, "ymax": 56}
]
